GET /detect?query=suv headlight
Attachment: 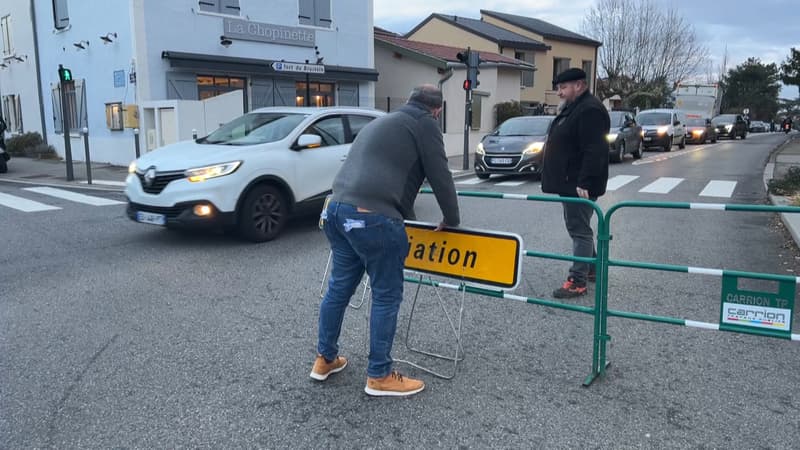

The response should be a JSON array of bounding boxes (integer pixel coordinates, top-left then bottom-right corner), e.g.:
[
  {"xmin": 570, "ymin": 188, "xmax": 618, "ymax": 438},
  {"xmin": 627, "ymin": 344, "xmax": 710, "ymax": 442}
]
[
  {"xmin": 128, "ymin": 161, "xmax": 137, "ymax": 174},
  {"xmin": 476, "ymin": 142, "xmax": 485, "ymax": 155},
  {"xmin": 606, "ymin": 133, "xmax": 618, "ymax": 143},
  {"xmin": 657, "ymin": 126, "xmax": 669, "ymax": 135},
  {"xmin": 185, "ymin": 161, "xmax": 242, "ymax": 183},
  {"xmin": 725, "ymin": 124, "xmax": 733, "ymax": 131},
  {"xmin": 522, "ymin": 141, "xmax": 544, "ymax": 155}
]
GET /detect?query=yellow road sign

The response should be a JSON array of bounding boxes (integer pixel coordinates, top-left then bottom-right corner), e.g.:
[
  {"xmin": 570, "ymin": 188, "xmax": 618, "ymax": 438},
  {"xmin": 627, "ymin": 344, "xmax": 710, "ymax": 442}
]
[{"xmin": 404, "ymin": 221, "xmax": 523, "ymax": 290}]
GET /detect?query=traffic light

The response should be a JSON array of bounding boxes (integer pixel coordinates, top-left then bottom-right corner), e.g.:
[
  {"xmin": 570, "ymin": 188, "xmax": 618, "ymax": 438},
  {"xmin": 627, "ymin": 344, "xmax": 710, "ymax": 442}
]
[
  {"xmin": 463, "ymin": 79, "xmax": 472, "ymax": 91},
  {"xmin": 456, "ymin": 48, "xmax": 470, "ymax": 65},
  {"xmin": 58, "ymin": 64, "xmax": 73, "ymax": 82},
  {"xmin": 467, "ymin": 51, "xmax": 481, "ymax": 89}
]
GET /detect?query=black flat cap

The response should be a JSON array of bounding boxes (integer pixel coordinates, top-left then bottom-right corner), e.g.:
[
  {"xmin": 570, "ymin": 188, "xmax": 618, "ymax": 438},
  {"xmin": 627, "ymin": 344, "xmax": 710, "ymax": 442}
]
[{"xmin": 553, "ymin": 68, "xmax": 586, "ymax": 85}]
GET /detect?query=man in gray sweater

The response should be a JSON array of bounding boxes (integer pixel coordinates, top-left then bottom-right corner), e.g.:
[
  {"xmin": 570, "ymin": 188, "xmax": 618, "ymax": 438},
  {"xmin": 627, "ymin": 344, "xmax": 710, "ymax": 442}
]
[{"xmin": 310, "ymin": 85, "xmax": 460, "ymax": 397}]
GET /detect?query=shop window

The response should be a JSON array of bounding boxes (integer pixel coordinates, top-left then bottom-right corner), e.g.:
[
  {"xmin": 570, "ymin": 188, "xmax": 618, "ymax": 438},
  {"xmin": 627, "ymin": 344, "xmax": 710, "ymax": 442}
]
[
  {"xmin": 52, "ymin": 0, "xmax": 69, "ymax": 30},
  {"xmin": 198, "ymin": 0, "xmax": 240, "ymax": 15},
  {"xmin": 1, "ymin": 15, "xmax": 12, "ymax": 56},
  {"xmin": 296, "ymin": 82, "xmax": 334, "ymax": 107},
  {"xmin": 298, "ymin": 0, "xmax": 331, "ymax": 28},
  {"xmin": 105, "ymin": 102, "xmax": 123, "ymax": 131},
  {"xmin": 196, "ymin": 75, "xmax": 247, "ymax": 109}
]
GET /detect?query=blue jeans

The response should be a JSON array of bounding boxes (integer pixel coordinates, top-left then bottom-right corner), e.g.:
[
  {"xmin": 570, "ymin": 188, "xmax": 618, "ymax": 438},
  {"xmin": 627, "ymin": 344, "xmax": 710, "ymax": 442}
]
[{"xmin": 317, "ymin": 201, "xmax": 409, "ymax": 378}]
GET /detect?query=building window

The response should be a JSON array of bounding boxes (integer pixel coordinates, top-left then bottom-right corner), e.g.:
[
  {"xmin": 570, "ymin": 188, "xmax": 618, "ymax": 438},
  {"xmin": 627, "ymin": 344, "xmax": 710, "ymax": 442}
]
[
  {"xmin": 552, "ymin": 58, "xmax": 571, "ymax": 87},
  {"xmin": 582, "ymin": 60, "xmax": 593, "ymax": 91},
  {"xmin": 2, "ymin": 94, "xmax": 23, "ymax": 133},
  {"xmin": 197, "ymin": 0, "xmax": 240, "ymax": 15},
  {"xmin": 52, "ymin": 0, "xmax": 69, "ymax": 30},
  {"xmin": 1, "ymin": 15, "xmax": 12, "ymax": 56},
  {"xmin": 197, "ymin": 75, "xmax": 247, "ymax": 109},
  {"xmin": 105, "ymin": 102, "xmax": 124, "ymax": 131},
  {"xmin": 296, "ymin": 82, "xmax": 334, "ymax": 107},
  {"xmin": 298, "ymin": 0, "xmax": 332, "ymax": 28},
  {"xmin": 470, "ymin": 95, "xmax": 482, "ymax": 130},
  {"xmin": 515, "ymin": 51, "xmax": 534, "ymax": 87}
]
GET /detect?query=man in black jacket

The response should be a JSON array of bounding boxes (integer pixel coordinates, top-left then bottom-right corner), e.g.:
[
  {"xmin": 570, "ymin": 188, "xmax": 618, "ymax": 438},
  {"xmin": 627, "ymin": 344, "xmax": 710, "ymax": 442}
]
[{"xmin": 541, "ymin": 68, "xmax": 610, "ymax": 298}]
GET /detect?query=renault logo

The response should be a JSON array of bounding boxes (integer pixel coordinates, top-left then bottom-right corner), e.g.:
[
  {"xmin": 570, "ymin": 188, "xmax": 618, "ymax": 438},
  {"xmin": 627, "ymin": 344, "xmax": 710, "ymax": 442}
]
[{"xmin": 143, "ymin": 167, "xmax": 157, "ymax": 187}]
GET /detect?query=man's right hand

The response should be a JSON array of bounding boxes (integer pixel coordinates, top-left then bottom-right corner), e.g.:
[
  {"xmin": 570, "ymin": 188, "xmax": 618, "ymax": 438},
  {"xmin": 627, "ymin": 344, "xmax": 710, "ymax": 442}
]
[{"xmin": 434, "ymin": 222, "xmax": 447, "ymax": 231}]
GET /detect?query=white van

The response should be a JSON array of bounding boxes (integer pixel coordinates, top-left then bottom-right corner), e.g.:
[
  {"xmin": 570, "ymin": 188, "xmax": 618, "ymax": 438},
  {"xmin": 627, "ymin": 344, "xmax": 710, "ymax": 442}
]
[{"xmin": 636, "ymin": 108, "xmax": 688, "ymax": 151}]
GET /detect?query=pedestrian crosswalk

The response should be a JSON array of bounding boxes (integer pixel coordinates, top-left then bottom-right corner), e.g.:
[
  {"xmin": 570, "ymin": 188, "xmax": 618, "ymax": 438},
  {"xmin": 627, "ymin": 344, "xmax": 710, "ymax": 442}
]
[
  {"xmin": 0, "ymin": 186, "xmax": 124, "ymax": 213},
  {"xmin": 454, "ymin": 174, "xmax": 744, "ymax": 198}
]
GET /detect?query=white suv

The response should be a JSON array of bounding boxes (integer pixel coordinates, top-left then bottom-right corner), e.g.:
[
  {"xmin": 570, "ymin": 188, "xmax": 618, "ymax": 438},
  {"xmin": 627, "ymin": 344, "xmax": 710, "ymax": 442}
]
[{"xmin": 125, "ymin": 107, "xmax": 385, "ymax": 242}]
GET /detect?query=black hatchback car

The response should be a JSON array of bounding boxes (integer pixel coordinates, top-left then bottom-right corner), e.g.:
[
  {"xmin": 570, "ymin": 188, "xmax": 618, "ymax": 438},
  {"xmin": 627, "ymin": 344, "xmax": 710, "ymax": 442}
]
[
  {"xmin": 685, "ymin": 117, "xmax": 717, "ymax": 144},
  {"xmin": 712, "ymin": 114, "xmax": 748, "ymax": 139},
  {"xmin": 474, "ymin": 115, "xmax": 555, "ymax": 179}
]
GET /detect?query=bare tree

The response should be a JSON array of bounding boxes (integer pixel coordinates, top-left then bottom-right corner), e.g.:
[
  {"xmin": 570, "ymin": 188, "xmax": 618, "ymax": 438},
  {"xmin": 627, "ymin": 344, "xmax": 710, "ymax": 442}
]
[{"xmin": 582, "ymin": 0, "xmax": 709, "ymax": 100}]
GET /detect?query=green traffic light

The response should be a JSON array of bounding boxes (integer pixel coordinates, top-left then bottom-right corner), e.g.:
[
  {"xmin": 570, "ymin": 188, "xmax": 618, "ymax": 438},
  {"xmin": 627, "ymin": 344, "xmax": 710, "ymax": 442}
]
[{"xmin": 62, "ymin": 68, "xmax": 72, "ymax": 81}]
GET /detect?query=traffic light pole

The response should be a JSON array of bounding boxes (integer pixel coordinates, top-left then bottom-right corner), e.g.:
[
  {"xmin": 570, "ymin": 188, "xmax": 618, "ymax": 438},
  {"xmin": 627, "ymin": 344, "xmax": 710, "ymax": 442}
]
[
  {"xmin": 462, "ymin": 89, "xmax": 472, "ymax": 170},
  {"xmin": 58, "ymin": 64, "xmax": 74, "ymax": 181}
]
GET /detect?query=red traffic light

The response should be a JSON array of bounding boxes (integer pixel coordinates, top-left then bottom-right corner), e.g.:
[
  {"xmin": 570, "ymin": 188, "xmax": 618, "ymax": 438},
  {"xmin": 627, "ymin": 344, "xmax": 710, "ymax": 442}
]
[{"xmin": 463, "ymin": 79, "xmax": 472, "ymax": 90}]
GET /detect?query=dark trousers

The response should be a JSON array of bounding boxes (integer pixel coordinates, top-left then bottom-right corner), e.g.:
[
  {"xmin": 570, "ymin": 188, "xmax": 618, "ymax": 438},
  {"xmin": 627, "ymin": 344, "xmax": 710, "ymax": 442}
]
[{"xmin": 561, "ymin": 199, "xmax": 596, "ymax": 284}]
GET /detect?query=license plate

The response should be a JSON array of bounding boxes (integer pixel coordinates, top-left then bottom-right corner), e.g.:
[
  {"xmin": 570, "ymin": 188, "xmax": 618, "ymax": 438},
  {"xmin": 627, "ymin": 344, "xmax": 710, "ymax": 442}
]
[
  {"xmin": 136, "ymin": 211, "xmax": 166, "ymax": 226},
  {"xmin": 643, "ymin": 137, "xmax": 652, "ymax": 141},
  {"xmin": 490, "ymin": 157, "xmax": 513, "ymax": 164}
]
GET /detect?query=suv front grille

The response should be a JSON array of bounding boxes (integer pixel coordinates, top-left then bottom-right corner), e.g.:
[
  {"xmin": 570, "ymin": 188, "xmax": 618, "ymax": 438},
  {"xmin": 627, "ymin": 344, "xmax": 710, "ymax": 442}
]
[
  {"xmin": 484, "ymin": 153, "xmax": 522, "ymax": 168},
  {"xmin": 136, "ymin": 170, "xmax": 185, "ymax": 194},
  {"xmin": 128, "ymin": 202, "xmax": 184, "ymax": 219}
]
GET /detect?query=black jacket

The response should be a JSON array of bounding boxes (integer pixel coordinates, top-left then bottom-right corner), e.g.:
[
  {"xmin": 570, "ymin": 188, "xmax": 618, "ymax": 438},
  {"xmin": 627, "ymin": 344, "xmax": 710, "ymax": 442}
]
[{"xmin": 541, "ymin": 90, "xmax": 610, "ymax": 197}]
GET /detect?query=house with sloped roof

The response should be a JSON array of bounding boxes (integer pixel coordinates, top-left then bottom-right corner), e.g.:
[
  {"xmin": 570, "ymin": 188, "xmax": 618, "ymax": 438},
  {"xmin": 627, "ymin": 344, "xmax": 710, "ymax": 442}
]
[
  {"xmin": 406, "ymin": 11, "xmax": 602, "ymax": 111},
  {"xmin": 374, "ymin": 29, "xmax": 535, "ymax": 156}
]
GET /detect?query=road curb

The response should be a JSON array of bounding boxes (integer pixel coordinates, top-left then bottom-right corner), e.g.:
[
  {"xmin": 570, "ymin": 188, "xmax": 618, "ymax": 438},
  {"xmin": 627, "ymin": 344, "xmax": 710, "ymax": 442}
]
[{"xmin": 765, "ymin": 134, "xmax": 800, "ymax": 249}]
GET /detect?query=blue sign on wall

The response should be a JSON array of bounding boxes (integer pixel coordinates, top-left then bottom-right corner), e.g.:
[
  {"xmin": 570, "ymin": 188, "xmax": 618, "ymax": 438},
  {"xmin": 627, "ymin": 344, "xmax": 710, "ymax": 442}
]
[{"xmin": 113, "ymin": 70, "xmax": 125, "ymax": 88}]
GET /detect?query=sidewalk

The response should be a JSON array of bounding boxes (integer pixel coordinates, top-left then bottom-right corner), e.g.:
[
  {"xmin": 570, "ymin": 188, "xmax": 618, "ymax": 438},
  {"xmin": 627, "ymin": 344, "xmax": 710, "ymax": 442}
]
[
  {"xmin": 766, "ymin": 133, "xmax": 800, "ymax": 247},
  {"xmin": 0, "ymin": 156, "xmax": 129, "ymax": 191}
]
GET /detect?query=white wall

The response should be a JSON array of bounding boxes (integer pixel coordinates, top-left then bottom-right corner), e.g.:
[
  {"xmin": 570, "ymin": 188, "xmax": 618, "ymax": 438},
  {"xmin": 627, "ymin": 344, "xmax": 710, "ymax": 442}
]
[{"xmin": 0, "ymin": 1, "xmax": 45, "ymax": 138}]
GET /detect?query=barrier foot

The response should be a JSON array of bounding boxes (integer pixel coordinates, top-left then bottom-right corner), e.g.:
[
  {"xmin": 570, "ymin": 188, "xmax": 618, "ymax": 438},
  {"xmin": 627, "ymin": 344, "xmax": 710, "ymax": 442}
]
[{"xmin": 582, "ymin": 361, "xmax": 611, "ymax": 387}]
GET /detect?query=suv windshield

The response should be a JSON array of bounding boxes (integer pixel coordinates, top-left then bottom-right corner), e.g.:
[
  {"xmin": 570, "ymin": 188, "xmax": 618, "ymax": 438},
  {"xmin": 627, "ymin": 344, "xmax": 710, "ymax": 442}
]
[
  {"xmin": 637, "ymin": 112, "xmax": 671, "ymax": 126},
  {"xmin": 201, "ymin": 112, "xmax": 308, "ymax": 145},
  {"xmin": 712, "ymin": 115, "xmax": 736, "ymax": 125},
  {"xmin": 495, "ymin": 117, "xmax": 553, "ymax": 136}
]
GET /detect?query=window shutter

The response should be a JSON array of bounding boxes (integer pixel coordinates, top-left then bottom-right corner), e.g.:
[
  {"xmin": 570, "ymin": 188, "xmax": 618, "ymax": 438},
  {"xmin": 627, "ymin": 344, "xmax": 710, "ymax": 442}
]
[
  {"xmin": 166, "ymin": 72, "xmax": 199, "ymax": 100},
  {"xmin": 198, "ymin": 1, "xmax": 218, "ymax": 13},
  {"xmin": 251, "ymin": 78, "xmax": 276, "ymax": 108},
  {"xmin": 51, "ymin": 83, "xmax": 63, "ymax": 134},
  {"xmin": 53, "ymin": 0, "xmax": 69, "ymax": 29},
  {"xmin": 337, "ymin": 82, "xmax": 358, "ymax": 106},
  {"xmin": 75, "ymin": 79, "xmax": 88, "ymax": 131},
  {"xmin": 314, "ymin": 0, "xmax": 331, "ymax": 27},
  {"xmin": 298, "ymin": 0, "xmax": 313, "ymax": 25},
  {"xmin": 274, "ymin": 79, "xmax": 297, "ymax": 106},
  {"xmin": 220, "ymin": 0, "xmax": 240, "ymax": 14}
]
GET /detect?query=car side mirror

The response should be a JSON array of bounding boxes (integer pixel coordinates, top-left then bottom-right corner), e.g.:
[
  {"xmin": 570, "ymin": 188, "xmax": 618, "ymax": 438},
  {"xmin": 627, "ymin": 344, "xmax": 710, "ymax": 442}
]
[
  {"xmin": 296, "ymin": 134, "xmax": 322, "ymax": 149},
  {"xmin": 673, "ymin": 120, "xmax": 681, "ymax": 126}
]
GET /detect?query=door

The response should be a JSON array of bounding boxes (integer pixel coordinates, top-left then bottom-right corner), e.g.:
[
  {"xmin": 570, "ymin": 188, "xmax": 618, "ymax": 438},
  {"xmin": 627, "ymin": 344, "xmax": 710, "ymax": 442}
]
[{"xmin": 292, "ymin": 114, "xmax": 348, "ymax": 202}]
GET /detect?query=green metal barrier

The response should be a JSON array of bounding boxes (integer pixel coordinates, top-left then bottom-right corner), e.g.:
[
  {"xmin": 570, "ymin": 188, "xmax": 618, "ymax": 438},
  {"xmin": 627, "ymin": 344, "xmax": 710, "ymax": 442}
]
[{"xmin": 417, "ymin": 189, "xmax": 800, "ymax": 386}]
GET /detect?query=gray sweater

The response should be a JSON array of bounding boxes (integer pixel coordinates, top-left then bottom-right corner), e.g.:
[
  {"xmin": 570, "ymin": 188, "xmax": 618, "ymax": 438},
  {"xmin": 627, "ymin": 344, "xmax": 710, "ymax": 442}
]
[{"xmin": 332, "ymin": 102, "xmax": 460, "ymax": 227}]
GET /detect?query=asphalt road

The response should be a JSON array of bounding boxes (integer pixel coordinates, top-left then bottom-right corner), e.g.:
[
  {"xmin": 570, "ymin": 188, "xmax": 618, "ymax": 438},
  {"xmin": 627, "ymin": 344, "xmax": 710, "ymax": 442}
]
[{"xmin": 1, "ymin": 132, "xmax": 799, "ymax": 448}]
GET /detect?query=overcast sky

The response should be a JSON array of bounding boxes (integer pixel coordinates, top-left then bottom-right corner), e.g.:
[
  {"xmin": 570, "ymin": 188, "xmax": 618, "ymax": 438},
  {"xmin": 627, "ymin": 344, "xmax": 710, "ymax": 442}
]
[{"xmin": 373, "ymin": 0, "xmax": 800, "ymax": 99}]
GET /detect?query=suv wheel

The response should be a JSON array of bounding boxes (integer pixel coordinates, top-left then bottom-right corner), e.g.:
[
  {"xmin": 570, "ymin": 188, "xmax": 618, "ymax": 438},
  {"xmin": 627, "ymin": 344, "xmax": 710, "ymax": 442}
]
[
  {"xmin": 0, "ymin": 160, "xmax": 7, "ymax": 174},
  {"xmin": 741, "ymin": 131, "xmax": 747, "ymax": 140},
  {"xmin": 632, "ymin": 140, "xmax": 643, "ymax": 159},
  {"xmin": 476, "ymin": 172, "xmax": 490, "ymax": 180},
  {"xmin": 678, "ymin": 135, "xmax": 686, "ymax": 149},
  {"xmin": 237, "ymin": 185, "xmax": 288, "ymax": 242},
  {"xmin": 611, "ymin": 141, "xmax": 624, "ymax": 163},
  {"xmin": 664, "ymin": 137, "xmax": 673, "ymax": 152}
]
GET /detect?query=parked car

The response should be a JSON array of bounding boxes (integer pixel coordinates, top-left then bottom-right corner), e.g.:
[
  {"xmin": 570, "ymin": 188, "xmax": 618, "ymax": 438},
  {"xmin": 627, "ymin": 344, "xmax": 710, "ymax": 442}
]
[
  {"xmin": 125, "ymin": 107, "xmax": 385, "ymax": 242},
  {"xmin": 711, "ymin": 114, "xmax": 748, "ymax": 139},
  {"xmin": 748, "ymin": 121, "xmax": 767, "ymax": 133},
  {"xmin": 474, "ymin": 115, "xmax": 555, "ymax": 179},
  {"xmin": 685, "ymin": 117, "xmax": 717, "ymax": 144},
  {"xmin": 606, "ymin": 110, "xmax": 643, "ymax": 162},
  {"xmin": 636, "ymin": 108, "xmax": 688, "ymax": 152},
  {"xmin": 0, "ymin": 146, "xmax": 9, "ymax": 173}
]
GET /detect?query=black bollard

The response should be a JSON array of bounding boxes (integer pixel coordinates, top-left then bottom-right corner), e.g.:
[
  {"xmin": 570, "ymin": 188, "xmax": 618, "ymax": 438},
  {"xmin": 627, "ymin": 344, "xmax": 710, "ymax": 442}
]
[{"xmin": 133, "ymin": 128, "xmax": 140, "ymax": 158}]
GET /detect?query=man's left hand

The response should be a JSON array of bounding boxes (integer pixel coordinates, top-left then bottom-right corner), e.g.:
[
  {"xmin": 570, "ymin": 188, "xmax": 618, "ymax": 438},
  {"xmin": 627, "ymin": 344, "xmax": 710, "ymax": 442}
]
[{"xmin": 576, "ymin": 187, "xmax": 590, "ymax": 199}]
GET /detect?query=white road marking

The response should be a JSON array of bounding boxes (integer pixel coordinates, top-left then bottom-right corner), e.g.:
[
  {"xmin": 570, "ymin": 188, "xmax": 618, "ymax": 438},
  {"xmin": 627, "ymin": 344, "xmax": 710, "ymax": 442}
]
[
  {"xmin": 699, "ymin": 180, "xmax": 737, "ymax": 198},
  {"xmin": 495, "ymin": 180, "xmax": 527, "ymax": 187},
  {"xmin": 0, "ymin": 192, "xmax": 61, "ymax": 212},
  {"xmin": 456, "ymin": 177, "xmax": 487, "ymax": 185},
  {"xmin": 606, "ymin": 175, "xmax": 639, "ymax": 191},
  {"xmin": 23, "ymin": 187, "xmax": 124, "ymax": 206},
  {"xmin": 639, "ymin": 177, "xmax": 684, "ymax": 194}
]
